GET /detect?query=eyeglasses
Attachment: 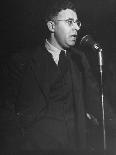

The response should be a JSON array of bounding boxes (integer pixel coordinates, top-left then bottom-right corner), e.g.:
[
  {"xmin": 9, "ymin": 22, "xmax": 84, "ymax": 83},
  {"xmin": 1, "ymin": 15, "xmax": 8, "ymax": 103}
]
[{"xmin": 56, "ymin": 18, "xmax": 81, "ymax": 28}]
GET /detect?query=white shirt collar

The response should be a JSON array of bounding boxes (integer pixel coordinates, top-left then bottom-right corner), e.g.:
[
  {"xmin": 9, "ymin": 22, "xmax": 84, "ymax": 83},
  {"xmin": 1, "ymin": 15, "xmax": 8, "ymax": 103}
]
[{"xmin": 45, "ymin": 39, "xmax": 66, "ymax": 65}]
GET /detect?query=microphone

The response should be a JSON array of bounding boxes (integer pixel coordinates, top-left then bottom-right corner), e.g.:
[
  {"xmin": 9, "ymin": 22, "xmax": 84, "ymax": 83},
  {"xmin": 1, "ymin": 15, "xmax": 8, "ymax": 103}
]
[
  {"xmin": 80, "ymin": 35, "xmax": 103, "ymax": 66},
  {"xmin": 80, "ymin": 35, "xmax": 102, "ymax": 52}
]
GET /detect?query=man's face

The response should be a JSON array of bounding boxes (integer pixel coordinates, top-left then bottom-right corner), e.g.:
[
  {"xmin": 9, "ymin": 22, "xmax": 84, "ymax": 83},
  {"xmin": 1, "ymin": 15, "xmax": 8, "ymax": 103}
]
[{"xmin": 53, "ymin": 9, "xmax": 81, "ymax": 49}]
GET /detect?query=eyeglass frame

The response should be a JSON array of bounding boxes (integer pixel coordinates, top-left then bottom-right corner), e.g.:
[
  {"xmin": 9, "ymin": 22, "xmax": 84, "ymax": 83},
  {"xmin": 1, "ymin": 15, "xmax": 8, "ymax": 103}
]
[{"xmin": 55, "ymin": 18, "xmax": 81, "ymax": 28}]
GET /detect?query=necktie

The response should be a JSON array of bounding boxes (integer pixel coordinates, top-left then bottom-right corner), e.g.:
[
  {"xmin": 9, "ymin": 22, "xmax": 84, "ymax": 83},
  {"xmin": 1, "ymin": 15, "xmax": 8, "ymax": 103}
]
[{"xmin": 58, "ymin": 50, "xmax": 69, "ymax": 74}]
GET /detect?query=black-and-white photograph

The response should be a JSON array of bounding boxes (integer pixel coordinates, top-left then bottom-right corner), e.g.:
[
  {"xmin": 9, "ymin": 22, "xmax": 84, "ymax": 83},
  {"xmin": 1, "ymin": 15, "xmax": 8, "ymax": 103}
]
[{"xmin": 0, "ymin": 0, "xmax": 116, "ymax": 154}]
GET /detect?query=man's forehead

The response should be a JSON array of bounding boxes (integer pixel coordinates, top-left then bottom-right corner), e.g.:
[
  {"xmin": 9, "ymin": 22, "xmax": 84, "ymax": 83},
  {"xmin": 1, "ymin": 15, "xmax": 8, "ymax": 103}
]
[{"xmin": 57, "ymin": 9, "xmax": 77, "ymax": 20}]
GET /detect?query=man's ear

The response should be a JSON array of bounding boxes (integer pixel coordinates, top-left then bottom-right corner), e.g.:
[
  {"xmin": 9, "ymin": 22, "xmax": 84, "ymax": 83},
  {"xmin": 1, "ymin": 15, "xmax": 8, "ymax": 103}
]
[{"xmin": 47, "ymin": 21, "xmax": 55, "ymax": 32}]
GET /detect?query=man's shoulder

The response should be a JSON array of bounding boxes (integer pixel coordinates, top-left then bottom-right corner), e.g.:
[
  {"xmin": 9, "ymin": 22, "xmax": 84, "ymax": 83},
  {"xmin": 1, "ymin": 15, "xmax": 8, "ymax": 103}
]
[
  {"xmin": 7, "ymin": 45, "xmax": 46, "ymax": 78},
  {"xmin": 11, "ymin": 45, "xmax": 46, "ymax": 64}
]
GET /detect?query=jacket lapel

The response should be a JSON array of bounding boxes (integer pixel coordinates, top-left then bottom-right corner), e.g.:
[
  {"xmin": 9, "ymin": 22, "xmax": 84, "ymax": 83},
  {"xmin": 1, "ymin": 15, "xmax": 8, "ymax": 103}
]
[{"xmin": 31, "ymin": 46, "xmax": 59, "ymax": 99}]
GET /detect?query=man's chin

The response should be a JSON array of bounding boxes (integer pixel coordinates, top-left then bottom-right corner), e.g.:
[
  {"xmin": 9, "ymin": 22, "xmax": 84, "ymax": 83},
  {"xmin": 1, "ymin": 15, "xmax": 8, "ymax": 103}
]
[
  {"xmin": 69, "ymin": 42, "xmax": 76, "ymax": 47},
  {"xmin": 64, "ymin": 42, "xmax": 76, "ymax": 49}
]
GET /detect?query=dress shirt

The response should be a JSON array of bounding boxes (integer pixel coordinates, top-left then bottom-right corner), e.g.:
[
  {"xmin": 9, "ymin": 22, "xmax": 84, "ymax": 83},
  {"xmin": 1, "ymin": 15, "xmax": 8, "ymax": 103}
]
[{"xmin": 45, "ymin": 39, "xmax": 66, "ymax": 65}]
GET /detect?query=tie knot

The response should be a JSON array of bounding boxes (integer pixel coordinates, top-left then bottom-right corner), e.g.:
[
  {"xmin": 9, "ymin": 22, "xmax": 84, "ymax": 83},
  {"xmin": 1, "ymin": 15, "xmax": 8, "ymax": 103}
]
[
  {"xmin": 60, "ymin": 50, "xmax": 66, "ymax": 56},
  {"xmin": 59, "ymin": 50, "xmax": 66, "ymax": 60}
]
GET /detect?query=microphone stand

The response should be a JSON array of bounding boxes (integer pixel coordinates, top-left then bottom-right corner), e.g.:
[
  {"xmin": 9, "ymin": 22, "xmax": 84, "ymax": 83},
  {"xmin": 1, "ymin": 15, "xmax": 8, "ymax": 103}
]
[
  {"xmin": 98, "ymin": 49, "xmax": 106, "ymax": 151},
  {"xmin": 80, "ymin": 35, "xmax": 107, "ymax": 150}
]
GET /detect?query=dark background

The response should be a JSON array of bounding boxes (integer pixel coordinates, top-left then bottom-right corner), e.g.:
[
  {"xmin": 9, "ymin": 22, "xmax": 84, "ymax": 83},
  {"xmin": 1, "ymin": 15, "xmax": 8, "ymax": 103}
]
[
  {"xmin": 1, "ymin": 0, "xmax": 116, "ymax": 54},
  {"xmin": 1, "ymin": 0, "xmax": 116, "ymax": 93},
  {"xmin": 0, "ymin": 1, "xmax": 116, "ymax": 111},
  {"xmin": 0, "ymin": 0, "xmax": 116, "ymax": 153}
]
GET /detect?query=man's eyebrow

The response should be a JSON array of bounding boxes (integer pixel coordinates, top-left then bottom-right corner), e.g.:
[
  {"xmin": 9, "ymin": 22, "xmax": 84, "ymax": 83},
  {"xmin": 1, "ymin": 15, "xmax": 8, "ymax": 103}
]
[
  {"xmin": 66, "ymin": 18, "xmax": 78, "ymax": 21},
  {"xmin": 66, "ymin": 18, "xmax": 74, "ymax": 20}
]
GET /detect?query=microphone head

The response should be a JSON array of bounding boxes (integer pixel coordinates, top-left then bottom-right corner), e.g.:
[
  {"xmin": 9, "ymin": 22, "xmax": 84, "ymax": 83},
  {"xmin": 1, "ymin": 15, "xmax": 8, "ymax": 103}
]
[
  {"xmin": 80, "ymin": 35, "xmax": 95, "ymax": 47},
  {"xmin": 80, "ymin": 35, "xmax": 102, "ymax": 52}
]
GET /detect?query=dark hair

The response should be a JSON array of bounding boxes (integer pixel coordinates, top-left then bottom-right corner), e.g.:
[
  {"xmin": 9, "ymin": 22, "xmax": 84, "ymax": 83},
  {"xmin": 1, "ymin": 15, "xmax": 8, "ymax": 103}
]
[{"xmin": 45, "ymin": 0, "xmax": 76, "ymax": 22}]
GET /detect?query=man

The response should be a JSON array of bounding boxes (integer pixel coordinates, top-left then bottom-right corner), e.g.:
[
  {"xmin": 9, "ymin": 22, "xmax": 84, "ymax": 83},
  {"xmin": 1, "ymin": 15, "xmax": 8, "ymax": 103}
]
[{"xmin": 7, "ymin": 0, "xmax": 102, "ymax": 154}]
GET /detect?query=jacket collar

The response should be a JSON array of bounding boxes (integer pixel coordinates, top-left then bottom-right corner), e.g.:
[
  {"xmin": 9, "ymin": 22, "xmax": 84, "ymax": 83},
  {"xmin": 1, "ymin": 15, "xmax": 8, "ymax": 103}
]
[{"xmin": 31, "ymin": 45, "xmax": 60, "ymax": 96}]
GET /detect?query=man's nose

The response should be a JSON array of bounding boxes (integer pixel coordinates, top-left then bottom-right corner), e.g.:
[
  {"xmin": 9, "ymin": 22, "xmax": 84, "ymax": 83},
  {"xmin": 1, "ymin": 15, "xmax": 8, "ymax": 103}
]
[{"xmin": 73, "ymin": 23, "xmax": 80, "ymax": 31}]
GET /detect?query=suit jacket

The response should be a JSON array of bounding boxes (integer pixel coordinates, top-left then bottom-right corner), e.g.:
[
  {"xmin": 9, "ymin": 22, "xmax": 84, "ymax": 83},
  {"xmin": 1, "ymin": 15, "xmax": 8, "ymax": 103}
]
[{"xmin": 9, "ymin": 45, "xmax": 102, "ymax": 152}]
